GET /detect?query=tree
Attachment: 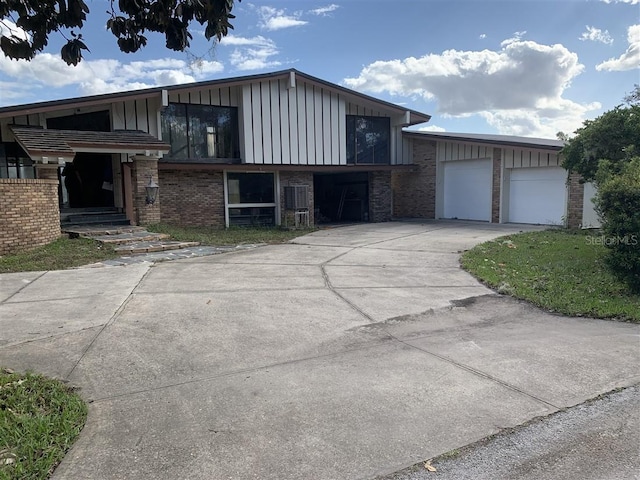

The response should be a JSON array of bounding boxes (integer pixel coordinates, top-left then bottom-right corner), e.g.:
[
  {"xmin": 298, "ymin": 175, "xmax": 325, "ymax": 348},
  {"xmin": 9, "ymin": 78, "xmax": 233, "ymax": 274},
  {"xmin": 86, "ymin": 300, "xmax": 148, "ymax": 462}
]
[
  {"xmin": 561, "ymin": 102, "xmax": 640, "ymax": 182},
  {"xmin": 623, "ymin": 84, "xmax": 640, "ymax": 106},
  {"xmin": 595, "ymin": 157, "xmax": 640, "ymax": 292},
  {"xmin": 0, "ymin": 0, "xmax": 240, "ymax": 66},
  {"xmin": 562, "ymin": 88, "xmax": 640, "ymax": 292}
]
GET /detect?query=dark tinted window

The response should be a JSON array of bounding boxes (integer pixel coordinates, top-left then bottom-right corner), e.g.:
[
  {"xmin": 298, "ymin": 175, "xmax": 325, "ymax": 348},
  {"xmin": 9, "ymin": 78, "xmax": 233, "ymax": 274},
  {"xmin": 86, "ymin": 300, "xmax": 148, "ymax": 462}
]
[
  {"xmin": 162, "ymin": 104, "xmax": 240, "ymax": 159},
  {"xmin": 346, "ymin": 115, "xmax": 390, "ymax": 165}
]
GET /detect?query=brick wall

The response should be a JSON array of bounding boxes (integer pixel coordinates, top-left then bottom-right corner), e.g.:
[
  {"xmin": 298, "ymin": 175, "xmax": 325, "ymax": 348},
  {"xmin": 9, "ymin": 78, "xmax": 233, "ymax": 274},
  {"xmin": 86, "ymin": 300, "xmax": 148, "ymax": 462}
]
[
  {"xmin": 392, "ymin": 139, "xmax": 436, "ymax": 218},
  {"xmin": 368, "ymin": 171, "xmax": 392, "ymax": 222},
  {"xmin": 0, "ymin": 179, "xmax": 61, "ymax": 255},
  {"xmin": 491, "ymin": 147, "xmax": 501, "ymax": 223},
  {"xmin": 159, "ymin": 169, "xmax": 226, "ymax": 227},
  {"xmin": 132, "ymin": 158, "xmax": 161, "ymax": 225},
  {"xmin": 279, "ymin": 171, "xmax": 315, "ymax": 226},
  {"xmin": 566, "ymin": 172, "xmax": 585, "ymax": 229}
]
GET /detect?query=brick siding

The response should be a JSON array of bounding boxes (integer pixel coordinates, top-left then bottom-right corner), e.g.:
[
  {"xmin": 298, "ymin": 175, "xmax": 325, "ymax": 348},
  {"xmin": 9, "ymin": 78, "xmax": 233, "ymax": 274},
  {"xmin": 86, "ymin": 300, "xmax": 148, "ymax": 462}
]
[
  {"xmin": 132, "ymin": 158, "xmax": 161, "ymax": 225},
  {"xmin": 392, "ymin": 139, "xmax": 436, "ymax": 219},
  {"xmin": 279, "ymin": 171, "xmax": 315, "ymax": 226},
  {"xmin": 566, "ymin": 172, "xmax": 585, "ymax": 229},
  {"xmin": 0, "ymin": 179, "xmax": 61, "ymax": 255},
  {"xmin": 368, "ymin": 171, "xmax": 392, "ymax": 222},
  {"xmin": 159, "ymin": 170, "xmax": 226, "ymax": 227}
]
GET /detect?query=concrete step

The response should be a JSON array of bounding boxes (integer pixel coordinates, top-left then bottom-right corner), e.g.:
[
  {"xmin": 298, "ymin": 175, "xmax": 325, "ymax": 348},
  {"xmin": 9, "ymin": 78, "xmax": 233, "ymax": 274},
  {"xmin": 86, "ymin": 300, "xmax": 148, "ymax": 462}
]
[
  {"xmin": 88, "ymin": 231, "xmax": 171, "ymax": 245},
  {"xmin": 114, "ymin": 240, "xmax": 201, "ymax": 254},
  {"xmin": 63, "ymin": 225, "xmax": 147, "ymax": 237},
  {"xmin": 65, "ymin": 213, "xmax": 129, "ymax": 224}
]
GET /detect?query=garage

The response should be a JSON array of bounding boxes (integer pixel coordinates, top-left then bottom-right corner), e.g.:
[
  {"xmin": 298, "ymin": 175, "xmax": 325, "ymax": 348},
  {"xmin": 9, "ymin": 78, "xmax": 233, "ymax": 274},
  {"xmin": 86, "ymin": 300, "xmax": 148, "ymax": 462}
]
[
  {"xmin": 508, "ymin": 167, "xmax": 567, "ymax": 224},
  {"xmin": 314, "ymin": 172, "xmax": 369, "ymax": 223},
  {"xmin": 443, "ymin": 159, "xmax": 492, "ymax": 221}
]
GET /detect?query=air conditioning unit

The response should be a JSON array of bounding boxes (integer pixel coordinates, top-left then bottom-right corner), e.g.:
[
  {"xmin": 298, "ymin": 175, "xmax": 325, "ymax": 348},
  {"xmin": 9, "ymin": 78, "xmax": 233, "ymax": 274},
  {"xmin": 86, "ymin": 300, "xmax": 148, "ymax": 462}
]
[{"xmin": 284, "ymin": 185, "xmax": 309, "ymax": 210}]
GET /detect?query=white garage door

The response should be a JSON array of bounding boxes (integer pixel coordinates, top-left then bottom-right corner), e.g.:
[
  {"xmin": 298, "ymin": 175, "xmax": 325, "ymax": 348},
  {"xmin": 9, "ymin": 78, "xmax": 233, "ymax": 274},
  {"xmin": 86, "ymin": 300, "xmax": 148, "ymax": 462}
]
[
  {"xmin": 509, "ymin": 167, "xmax": 567, "ymax": 224},
  {"xmin": 443, "ymin": 159, "xmax": 492, "ymax": 221}
]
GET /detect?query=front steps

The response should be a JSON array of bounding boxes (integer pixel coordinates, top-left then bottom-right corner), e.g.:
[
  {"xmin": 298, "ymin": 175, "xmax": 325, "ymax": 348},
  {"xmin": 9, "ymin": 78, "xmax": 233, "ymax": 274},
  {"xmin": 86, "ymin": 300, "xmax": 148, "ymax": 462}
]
[
  {"xmin": 61, "ymin": 207, "xmax": 130, "ymax": 228},
  {"xmin": 62, "ymin": 224, "xmax": 200, "ymax": 255}
]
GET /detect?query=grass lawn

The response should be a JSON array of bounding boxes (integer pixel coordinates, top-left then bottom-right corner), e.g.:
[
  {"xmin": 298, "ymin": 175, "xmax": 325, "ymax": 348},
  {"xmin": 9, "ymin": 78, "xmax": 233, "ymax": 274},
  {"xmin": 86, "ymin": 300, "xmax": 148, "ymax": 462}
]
[
  {"xmin": 461, "ymin": 229, "xmax": 640, "ymax": 322},
  {"xmin": 0, "ymin": 237, "xmax": 117, "ymax": 274},
  {"xmin": 146, "ymin": 224, "xmax": 315, "ymax": 246},
  {"xmin": 0, "ymin": 370, "xmax": 87, "ymax": 479},
  {"xmin": 0, "ymin": 226, "xmax": 314, "ymax": 274}
]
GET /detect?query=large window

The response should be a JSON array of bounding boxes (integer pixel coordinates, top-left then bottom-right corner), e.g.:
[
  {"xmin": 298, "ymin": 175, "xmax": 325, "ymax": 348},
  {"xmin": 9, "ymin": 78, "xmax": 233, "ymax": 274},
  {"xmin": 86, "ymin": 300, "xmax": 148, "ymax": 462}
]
[
  {"xmin": 226, "ymin": 172, "xmax": 276, "ymax": 226},
  {"xmin": 161, "ymin": 103, "xmax": 240, "ymax": 160},
  {"xmin": 0, "ymin": 143, "xmax": 35, "ymax": 179},
  {"xmin": 346, "ymin": 115, "xmax": 390, "ymax": 165}
]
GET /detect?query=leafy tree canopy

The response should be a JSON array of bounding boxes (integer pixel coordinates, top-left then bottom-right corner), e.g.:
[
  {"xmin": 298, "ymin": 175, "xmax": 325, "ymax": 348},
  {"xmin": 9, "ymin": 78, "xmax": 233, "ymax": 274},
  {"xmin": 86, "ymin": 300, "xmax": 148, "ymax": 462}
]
[
  {"xmin": 562, "ymin": 88, "xmax": 640, "ymax": 183},
  {"xmin": 0, "ymin": 0, "xmax": 240, "ymax": 66}
]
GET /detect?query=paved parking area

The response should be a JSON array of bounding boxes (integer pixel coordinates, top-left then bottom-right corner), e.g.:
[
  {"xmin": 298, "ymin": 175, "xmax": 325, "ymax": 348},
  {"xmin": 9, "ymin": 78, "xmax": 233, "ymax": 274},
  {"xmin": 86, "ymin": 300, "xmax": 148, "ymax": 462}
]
[{"xmin": 0, "ymin": 220, "xmax": 638, "ymax": 480}]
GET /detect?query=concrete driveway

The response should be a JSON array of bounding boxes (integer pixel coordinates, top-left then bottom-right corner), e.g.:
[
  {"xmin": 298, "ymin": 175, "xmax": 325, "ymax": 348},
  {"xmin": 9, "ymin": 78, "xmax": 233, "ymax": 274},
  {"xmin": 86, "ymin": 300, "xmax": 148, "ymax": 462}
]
[{"xmin": 1, "ymin": 221, "xmax": 638, "ymax": 479}]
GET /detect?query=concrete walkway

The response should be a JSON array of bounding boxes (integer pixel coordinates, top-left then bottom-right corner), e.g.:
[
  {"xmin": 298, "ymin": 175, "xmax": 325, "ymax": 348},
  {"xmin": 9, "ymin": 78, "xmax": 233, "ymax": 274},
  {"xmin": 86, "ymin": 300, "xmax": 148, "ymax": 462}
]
[{"xmin": 0, "ymin": 221, "xmax": 638, "ymax": 480}]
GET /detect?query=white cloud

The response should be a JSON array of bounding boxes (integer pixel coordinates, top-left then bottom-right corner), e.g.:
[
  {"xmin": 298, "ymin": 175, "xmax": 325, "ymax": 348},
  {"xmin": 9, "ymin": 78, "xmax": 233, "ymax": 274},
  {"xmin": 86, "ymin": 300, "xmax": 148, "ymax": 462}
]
[
  {"xmin": 258, "ymin": 6, "xmax": 307, "ymax": 31},
  {"xmin": 344, "ymin": 37, "xmax": 598, "ymax": 137},
  {"xmin": 220, "ymin": 35, "xmax": 274, "ymax": 47},
  {"xmin": 310, "ymin": 4, "xmax": 339, "ymax": 16},
  {"xmin": 479, "ymin": 33, "xmax": 487, "ymax": 40},
  {"xmin": 220, "ymin": 35, "xmax": 281, "ymax": 71},
  {"xmin": 579, "ymin": 26, "xmax": 614, "ymax": 45},
  {"xmin": 600, "ymin": 0, "xmax": 639, "ymax": 4},
  {"xmin": 0, "ymin": 53, "xmax": 223, "ymax": 102},
  {"xmin": 596, "ymin": 24, "xmax": 640, "ymax": 71},
  {"xmin": 416, "ymin": 125, "xmax": 446, "ymax": 132}
]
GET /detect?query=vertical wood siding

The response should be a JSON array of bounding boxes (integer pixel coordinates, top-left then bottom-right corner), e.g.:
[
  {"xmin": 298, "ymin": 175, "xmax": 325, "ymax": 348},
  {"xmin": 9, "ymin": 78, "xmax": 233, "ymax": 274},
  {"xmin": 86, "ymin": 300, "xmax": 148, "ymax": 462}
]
[
  {"xmin": 437, "ymin": 142, "xmax": 494, "ymax": 162},
  {"xmin": 239, "ymin": 79, "xmax": 403, "ymax": 165},
  {"xmin": 503, "ymin": 148, "xmax": 560, "ymax": 168}
]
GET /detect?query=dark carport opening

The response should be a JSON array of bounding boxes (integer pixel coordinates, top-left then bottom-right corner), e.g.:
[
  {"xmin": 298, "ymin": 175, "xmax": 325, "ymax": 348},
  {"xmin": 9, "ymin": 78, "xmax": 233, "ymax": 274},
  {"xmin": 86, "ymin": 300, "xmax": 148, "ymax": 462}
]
[{"xmin": 313, "ymin": 172, "xmax": 369, "ymax": 224}]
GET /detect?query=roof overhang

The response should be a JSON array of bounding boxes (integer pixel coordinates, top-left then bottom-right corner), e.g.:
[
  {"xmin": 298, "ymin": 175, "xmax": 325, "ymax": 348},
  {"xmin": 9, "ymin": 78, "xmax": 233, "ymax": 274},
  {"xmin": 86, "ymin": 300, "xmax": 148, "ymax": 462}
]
[
  {"xmin": 403, "ymin": 130, "xmax": 564, "ymax": 151},
  {"xmin": 9, "ymin": 126, "xmax": 170, "ymax": 164}
]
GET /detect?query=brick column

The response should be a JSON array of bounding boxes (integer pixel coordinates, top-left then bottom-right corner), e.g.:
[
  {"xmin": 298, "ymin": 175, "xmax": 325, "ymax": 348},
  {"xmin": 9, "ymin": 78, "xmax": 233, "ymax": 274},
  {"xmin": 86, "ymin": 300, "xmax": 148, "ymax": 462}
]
[
  {"xmin": 491, "ymin": 147, "xmax": 502, "ymax": 223},
  {"xmin": 566, "ymin": 172, "xmax": 585, "ymax": 229},
  {"xmin": 131, "ymin": 156, "xmax": 160, "ymax": 225},
  {"xmin": 392, "ymin": 139, "xmax": 436, "ymax": 218},
  {"xmin": 369, "ymin": 171, "xmax": 392, "ymax": 222}
]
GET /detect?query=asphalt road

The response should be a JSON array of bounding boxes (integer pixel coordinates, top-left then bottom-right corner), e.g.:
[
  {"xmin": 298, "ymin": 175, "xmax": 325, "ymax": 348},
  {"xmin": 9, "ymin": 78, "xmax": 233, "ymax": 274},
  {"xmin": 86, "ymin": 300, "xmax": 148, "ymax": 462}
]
[{"xmin": 379, "ymin": 386, "xmax": 640, "ymax": 480}]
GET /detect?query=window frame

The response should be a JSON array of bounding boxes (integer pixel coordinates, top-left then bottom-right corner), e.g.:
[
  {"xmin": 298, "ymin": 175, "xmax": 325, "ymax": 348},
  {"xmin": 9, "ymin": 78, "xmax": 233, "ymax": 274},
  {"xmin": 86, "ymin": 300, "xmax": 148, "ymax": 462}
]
[
  {"xmin": 223, "ymin": 171, "xmax": 280, "ymax": 227},
  {"xmin": 346, "ymin": 115, "xmax": 391, "ymax": 165},
  {"xmin": 0, "ymin": 143, "xmax": 35, "ymax": 179},
  {"xmin": 161, "ymin": 103, "xmax": 241, "ymax": 161}
]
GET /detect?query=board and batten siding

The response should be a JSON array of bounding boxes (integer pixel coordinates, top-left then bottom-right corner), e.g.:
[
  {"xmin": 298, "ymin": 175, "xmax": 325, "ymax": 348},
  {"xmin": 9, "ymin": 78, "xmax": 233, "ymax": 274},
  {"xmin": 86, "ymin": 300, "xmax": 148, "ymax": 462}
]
[
  {"xmin": 436, "ymin": 141, "xmax": 494, "ymax": 162},
  {"xmin": 240, "ymin": 79, "xmax": 407, "ymax": 166},
  {"xmin": 241, "ymin": 79, "xmax": 347, "ymax": 165},
  {"xmin": 503, "ymin": 148, "xmax": 560, "ymax": 168}
]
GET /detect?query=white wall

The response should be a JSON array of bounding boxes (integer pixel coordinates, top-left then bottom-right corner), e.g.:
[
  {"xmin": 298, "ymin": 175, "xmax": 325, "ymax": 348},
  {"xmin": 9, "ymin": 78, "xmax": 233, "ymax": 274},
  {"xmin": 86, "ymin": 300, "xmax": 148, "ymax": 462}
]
[{"xmin": 582, "ymin": 182, "xmax": 601, "ymax": 228}]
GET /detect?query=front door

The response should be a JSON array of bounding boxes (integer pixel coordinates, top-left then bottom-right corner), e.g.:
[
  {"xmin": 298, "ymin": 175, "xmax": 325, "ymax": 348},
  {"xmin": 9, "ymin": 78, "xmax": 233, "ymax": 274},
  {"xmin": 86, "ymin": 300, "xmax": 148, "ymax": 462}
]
[{"xmin": 60, "ymin": 153, "xmax": 114, "ymax": 209}]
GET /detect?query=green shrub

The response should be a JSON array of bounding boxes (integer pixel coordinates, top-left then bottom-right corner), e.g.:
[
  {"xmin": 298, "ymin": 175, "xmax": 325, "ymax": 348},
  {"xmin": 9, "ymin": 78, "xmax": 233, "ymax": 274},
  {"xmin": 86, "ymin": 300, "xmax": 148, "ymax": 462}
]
[{"xmin": 596, "ymin": 157, "xmax": 640, "ymax": 291}]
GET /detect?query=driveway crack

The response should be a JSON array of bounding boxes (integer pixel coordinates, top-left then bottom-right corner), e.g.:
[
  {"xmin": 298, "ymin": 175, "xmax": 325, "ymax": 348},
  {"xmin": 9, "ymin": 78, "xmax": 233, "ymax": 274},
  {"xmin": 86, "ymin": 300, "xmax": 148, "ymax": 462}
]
[
  {"xmin": 0, "ymin": 271, "xmax": 47, "ymax": 305},
  {"xmin": 64, "ymin": 265, "xmax": 154, "ymax": 381},
  {"xmin": 383, "ymin": 329, "xmax": 561, "ymax": 410}
]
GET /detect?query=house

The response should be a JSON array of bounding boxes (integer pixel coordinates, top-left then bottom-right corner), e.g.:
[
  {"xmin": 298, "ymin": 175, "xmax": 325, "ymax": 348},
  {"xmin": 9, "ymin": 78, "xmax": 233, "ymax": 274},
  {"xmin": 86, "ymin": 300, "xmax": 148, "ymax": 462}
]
[{"xmin": 0, "ymin": 69, "xmax": 596, "ymax": 256}]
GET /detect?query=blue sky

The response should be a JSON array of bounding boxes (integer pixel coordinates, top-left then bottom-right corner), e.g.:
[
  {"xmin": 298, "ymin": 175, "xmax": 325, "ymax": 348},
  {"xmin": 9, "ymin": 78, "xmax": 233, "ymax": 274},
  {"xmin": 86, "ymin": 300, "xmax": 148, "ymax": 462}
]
[{"xmin": 0, "ymin": 0, "xmax": 638, "ymax": 138}]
